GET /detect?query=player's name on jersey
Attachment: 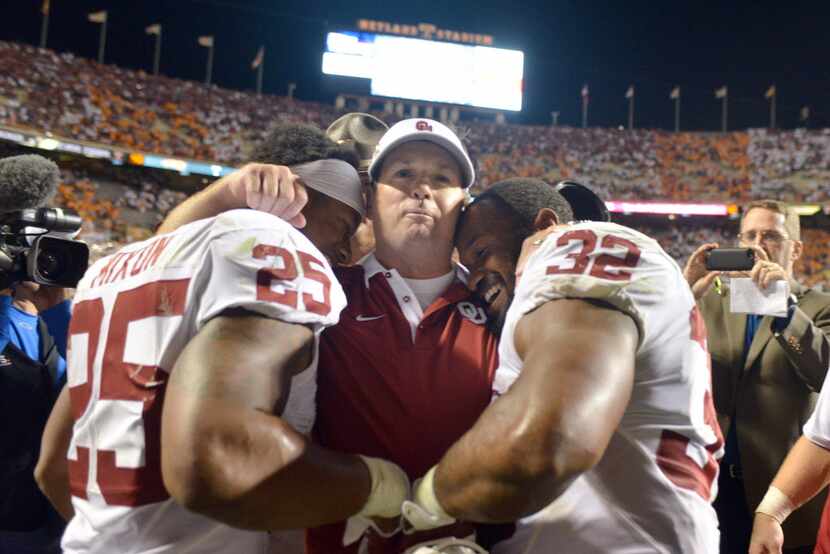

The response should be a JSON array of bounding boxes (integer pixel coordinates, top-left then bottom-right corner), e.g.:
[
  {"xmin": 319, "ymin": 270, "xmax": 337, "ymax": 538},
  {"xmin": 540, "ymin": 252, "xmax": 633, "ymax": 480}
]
[{"xmin": 90, "ymin": 236, "xmax": 173, "ymax": 288}]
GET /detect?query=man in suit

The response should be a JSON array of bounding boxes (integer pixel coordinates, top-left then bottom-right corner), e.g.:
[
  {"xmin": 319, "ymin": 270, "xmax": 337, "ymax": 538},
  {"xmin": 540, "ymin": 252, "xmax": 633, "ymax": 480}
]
[{"xmin": 685, "ymin": 199, "xmax": 830, "ymax": 553}]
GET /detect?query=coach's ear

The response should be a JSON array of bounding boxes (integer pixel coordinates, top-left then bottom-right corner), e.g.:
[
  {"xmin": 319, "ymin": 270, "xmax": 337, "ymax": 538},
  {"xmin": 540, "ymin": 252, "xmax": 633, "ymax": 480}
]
[{"xmin": 532, "ymin": 208, "xmax": 560, "ymax": 232}]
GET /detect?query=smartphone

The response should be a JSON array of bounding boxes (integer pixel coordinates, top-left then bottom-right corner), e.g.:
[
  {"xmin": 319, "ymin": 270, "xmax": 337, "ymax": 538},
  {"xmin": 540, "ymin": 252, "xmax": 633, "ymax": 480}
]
[{"xmin": 705, "ymin": 248, "xmax": 755, "ymax": 271}]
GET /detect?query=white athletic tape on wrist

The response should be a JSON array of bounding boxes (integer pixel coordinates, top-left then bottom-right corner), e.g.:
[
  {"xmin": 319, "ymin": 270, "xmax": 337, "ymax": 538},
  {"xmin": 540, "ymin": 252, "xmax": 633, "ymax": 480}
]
[
  {"xmin": 357, "ymin": 455, "xmax": 409, "ymax": 519},
  {"xmin": 756, "ymin": 486, "xmax": 796, "ymax": 524},
  {"xmin": 402, "ymin": 466, "xmax": 456, "ymax": 532}
]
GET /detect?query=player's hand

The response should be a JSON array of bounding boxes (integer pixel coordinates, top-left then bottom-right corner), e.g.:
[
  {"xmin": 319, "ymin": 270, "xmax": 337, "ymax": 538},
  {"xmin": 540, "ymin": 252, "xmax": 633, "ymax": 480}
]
[
  {"xmin": 749, "ymin": 512, "xmax": 784, "ymax": 554},
  {"xmin": 683, "ymin": 243, "xmax": 720, "ymax": 300},
  {"xmin": 746, "ymin": 246, "xmax": 788, "ymax": 290},
  {"xmin": 222, "ymin": 163, "xmax": 309, "ymax": 228},
  {"xmin": 516, "ymin": 227, "xmax": 558, "ymax": 281}
]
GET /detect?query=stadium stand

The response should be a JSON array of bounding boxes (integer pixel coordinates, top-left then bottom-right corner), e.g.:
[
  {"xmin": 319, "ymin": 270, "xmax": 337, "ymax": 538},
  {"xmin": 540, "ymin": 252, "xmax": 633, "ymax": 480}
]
[{"xmin": 0, "ymin": 40, "xmax": 827, "ymax": 288}]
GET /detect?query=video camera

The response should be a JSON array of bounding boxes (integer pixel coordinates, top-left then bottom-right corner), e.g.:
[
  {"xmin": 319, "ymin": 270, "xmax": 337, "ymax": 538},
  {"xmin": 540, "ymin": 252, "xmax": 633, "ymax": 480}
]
[{"xmin": 0, "ymin": 208, "xmax": 89, "ymax": 289}]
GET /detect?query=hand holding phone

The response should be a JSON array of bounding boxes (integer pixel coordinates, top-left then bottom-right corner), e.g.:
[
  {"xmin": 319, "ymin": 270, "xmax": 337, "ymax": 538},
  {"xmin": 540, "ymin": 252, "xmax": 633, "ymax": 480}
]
[{"xmin": 705, "ymin": 248, "xmax": 756, "ymax": 272}]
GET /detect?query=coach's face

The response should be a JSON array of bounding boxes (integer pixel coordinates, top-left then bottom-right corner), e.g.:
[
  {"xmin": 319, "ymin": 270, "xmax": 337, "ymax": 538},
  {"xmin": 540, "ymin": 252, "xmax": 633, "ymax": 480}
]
[
  {"xmin": 456, "ymin": 199, "xmax": 524, "ymax": 336},
  {"xmin": 372, "ymin": 141, "xmax": 465, "ymax": 250}
]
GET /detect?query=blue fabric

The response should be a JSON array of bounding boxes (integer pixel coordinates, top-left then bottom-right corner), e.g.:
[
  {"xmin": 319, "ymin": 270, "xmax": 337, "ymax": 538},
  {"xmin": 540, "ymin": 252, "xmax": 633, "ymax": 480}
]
[
  {"xmin": 40, "ymin": 299, "xmax": 71, "ymax": 358},
  {"xmin": 0, "ymin": 295, "xmax": 12, "ymax": 354},
  {"xmin": 7, "ymin": 305, "xmax": 41, "ymax": 362},
  {"xmin": 0, "ymin": 296, "xmax": 67, "ymax": 388},
  {"xmin": 723, "ymin": 314, "xmax": 764, "ymax": 469},
  {"xmin": 772, "ymin": 300, "xmax": 795, "ymax": 333},
  {"xmin": 744, "ymin": 314, "xmax": 762, "ymax": 357}
]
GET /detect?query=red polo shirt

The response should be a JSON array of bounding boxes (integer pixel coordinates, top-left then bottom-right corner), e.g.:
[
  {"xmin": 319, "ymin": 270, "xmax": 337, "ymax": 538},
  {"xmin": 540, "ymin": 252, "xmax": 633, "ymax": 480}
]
[{"xmin": 307, "ymin": 254, "xmax": 499, "ymax": 553}]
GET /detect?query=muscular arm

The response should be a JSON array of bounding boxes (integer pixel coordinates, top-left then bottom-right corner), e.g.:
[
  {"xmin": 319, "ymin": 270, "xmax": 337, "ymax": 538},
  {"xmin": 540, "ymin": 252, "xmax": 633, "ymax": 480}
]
[
  {"xmin": 769, "ymin": 436, "xmax": 830, "ymax": 509},
  {"xmin": 749, "ymin": 436, "xmax": 830, "ymax": 553},
  {"xmin": 35, "ymin": 386, "xmax": 75, "ymax": 521},
  {"xmin": 160, "ymin": 310, "xmax": 372, "ymax": 530},
  {"xmin": 433, "ymin": 299, "xmax": 638, "ymax": 522},
  {"xmin": 157, "ymin": 164, "xmax": 306, "ymax": 234}
]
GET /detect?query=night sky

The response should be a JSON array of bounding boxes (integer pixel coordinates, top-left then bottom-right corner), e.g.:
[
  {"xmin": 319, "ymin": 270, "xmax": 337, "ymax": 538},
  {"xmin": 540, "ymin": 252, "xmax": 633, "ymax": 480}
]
[{"xmin": 3, "ymin": 0, "xmax": 830, "ymax": 131}]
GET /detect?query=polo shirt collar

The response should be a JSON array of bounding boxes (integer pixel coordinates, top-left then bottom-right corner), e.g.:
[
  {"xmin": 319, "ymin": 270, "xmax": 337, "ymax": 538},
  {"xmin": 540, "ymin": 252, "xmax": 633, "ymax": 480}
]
[{"xmin": 360, "ymin": 252, "xmax": 468, "ymax": 289}]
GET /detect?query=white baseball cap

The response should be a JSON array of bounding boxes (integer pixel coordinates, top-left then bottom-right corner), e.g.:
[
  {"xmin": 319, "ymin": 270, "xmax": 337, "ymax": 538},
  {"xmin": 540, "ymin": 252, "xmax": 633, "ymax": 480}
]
[{"xmin": 368, "ymin": 118, "xmax": 475, "ymax": 188}]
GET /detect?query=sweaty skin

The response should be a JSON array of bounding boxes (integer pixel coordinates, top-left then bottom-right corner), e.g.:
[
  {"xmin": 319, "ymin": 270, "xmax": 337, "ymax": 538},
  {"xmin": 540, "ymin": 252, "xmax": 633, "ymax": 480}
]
[
  {"xmin": 438, "ymin": 201, "xmax": 639, "ymax": 522},
  {"xmin": 35, "ymin": 173, "xmax": 392, "ymax": 532}
]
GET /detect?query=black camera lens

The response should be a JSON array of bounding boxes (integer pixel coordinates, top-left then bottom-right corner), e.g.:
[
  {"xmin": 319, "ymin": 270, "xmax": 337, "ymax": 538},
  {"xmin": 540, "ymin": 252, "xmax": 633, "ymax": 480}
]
[
  {"xmin": 36, "ymin": 248, "xmax": 67, "ymax": 279},
  {"xmin": 27, "ymin": 235, "xmax": 89, "ymax": 288}
]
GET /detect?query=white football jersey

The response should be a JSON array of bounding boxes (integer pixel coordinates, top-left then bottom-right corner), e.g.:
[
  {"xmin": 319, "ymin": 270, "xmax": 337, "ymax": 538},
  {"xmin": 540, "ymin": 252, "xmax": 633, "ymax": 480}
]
[
  {"xmin": 491, "ymin": 222, "xmax": 724, "ymax": 554},
  {"xmin": 804, "ymin": 374, "xmax": 830, "ymax": 449},
  {"xmin": 62, "ymin": 209, "xmax": 346, "ymax": 554}
]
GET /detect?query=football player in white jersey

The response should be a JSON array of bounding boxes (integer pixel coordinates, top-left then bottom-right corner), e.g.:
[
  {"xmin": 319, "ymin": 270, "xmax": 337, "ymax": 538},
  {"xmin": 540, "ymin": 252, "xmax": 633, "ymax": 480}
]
[
  {"xmin": 35, "ymin": 125, "xmax": 409, "ymax": 554},
  {"xmin": 749, "ymin": 368, "xmax": 830, "ymax": 553},
  {"xmin": 402, "ymin": 178, "xmax": 724, "ymax": 553}
]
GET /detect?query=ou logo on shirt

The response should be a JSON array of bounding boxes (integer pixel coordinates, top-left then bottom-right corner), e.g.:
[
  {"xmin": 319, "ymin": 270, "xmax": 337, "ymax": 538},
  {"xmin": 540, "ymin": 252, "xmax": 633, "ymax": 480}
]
[{"xmin": 457, "ymin": 301, "xmax": 487, "ymax": 325}]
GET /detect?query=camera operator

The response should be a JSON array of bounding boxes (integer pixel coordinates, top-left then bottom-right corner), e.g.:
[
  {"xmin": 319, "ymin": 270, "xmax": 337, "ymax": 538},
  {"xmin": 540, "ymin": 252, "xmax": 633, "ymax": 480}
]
[
  {"xmin": 0, "ymin": 154, "xmax": 83, "ymax": 553},
  {"xmin": 684, "ymin": 199, "xmax": 830, "ymax": 554},
  {"xmin": 0, "ymin": 282, "xmax": 70, "ymax": 553}
]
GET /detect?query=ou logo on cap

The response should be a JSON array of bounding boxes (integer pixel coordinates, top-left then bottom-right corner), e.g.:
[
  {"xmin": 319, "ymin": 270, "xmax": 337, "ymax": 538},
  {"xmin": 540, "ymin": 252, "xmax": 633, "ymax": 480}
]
[
  {"xmin": 415, "ymin": 120, "xmax": 433, "ymax": 132},
  {"xmin": 457, "ymin": 301, "xmax": 487, "ymax": 325}
]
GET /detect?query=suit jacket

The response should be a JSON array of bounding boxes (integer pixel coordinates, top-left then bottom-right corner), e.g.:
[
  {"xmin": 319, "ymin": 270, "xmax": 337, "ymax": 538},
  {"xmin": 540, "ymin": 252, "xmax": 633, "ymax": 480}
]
[{"xmin": 700, "ymin": 281, "xmax": 830, "ymax": 548}]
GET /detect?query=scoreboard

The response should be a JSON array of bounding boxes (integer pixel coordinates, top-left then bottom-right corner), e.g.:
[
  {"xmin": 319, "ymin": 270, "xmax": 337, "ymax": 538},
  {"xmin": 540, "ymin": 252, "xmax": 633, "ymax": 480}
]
[{"xmin": 322, "ymin": 31, "xmax": 524, "ymax": 112}]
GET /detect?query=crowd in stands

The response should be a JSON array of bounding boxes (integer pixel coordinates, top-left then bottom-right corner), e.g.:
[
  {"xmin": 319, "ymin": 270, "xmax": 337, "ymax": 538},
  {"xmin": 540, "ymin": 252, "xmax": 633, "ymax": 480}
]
[
  {"xmin": 0, "ymin": 40, "xmax": 828, "ymax": 288},
  {"xmin": 47, "ymin": 165, "xmax": 830, "ymax": 288},
  {"xmin": 2, "ymin": 41, "xmax": 830, "ymax": 204},
  {"xmin": 0, "ymin": 41, "xmax": 335, "ymax": 163}
]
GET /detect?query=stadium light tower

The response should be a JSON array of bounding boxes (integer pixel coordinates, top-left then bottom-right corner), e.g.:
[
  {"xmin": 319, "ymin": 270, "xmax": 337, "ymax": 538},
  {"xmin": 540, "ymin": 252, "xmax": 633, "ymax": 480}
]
[
  {"xmin": 765, "ymin": 84, "xmax": 777, "ymax": 129},
  {"xmin": 40, "ymin": 0, "xmax": 50, "ymax": 48},
  {"xmin": 146, "ymin": 24, "xmax": 162, "ymax": 76},
  {"xmin": 670, "ymin": 86, "xmax": 681, "ymax": 132},
  {"xmin": 198, "ymin": 35, "xmax": 215, "ymax": 85},
  {"xmin": 715, "ymin": 86, "xmax": 728, "ymax": 132},
  {"xmin": 88, "ymin": 10, "xmax": 108, "ymax": 64},
  {"xmin": 625, "ymin": 85, "xmax": 635, "ymax": 130},
  {"xmin": 581, "ymin": 85, "xmax": 589, "ymax": 128}
]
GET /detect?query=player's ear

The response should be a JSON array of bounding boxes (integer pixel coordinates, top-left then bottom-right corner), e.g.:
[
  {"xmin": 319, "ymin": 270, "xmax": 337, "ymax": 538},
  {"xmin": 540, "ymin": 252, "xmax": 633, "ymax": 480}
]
[{"xmin": 532, "ymin": 208, "xmax": 559, "ymax": 231}]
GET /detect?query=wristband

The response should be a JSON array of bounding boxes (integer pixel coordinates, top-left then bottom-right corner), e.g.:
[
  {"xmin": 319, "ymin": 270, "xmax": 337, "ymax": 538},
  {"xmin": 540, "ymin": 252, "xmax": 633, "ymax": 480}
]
[
  {"xmin": 402, "ymin": 466, "xmax": 456, "ymax": 532},
  {"xmin": 756, "ymin": 486, "xmax": 796, "ymax": 524},
  {"xmin": 357, "ymin": 455, "xmax": 409, "ymax": 519}
]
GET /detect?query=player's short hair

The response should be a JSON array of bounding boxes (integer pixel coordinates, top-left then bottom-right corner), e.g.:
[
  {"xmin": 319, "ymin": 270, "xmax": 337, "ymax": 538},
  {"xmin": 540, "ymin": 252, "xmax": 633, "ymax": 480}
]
[
  {"xmin": 249, "ymin": 122, "xmax": 360, "ymax": 169},
  {"xmin": 470, "ymin": 178, "xmax": 574, "ymax": 237},
  {"xmin": 743, "ymin": 199, "xmax": 801, "ymax": 241}
]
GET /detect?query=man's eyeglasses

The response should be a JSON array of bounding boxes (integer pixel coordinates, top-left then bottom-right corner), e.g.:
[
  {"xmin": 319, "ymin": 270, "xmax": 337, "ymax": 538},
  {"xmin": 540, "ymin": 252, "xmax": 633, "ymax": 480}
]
[{"xmin": 737, "ymin": 230, "xmax": 789, "ymax": 245}]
